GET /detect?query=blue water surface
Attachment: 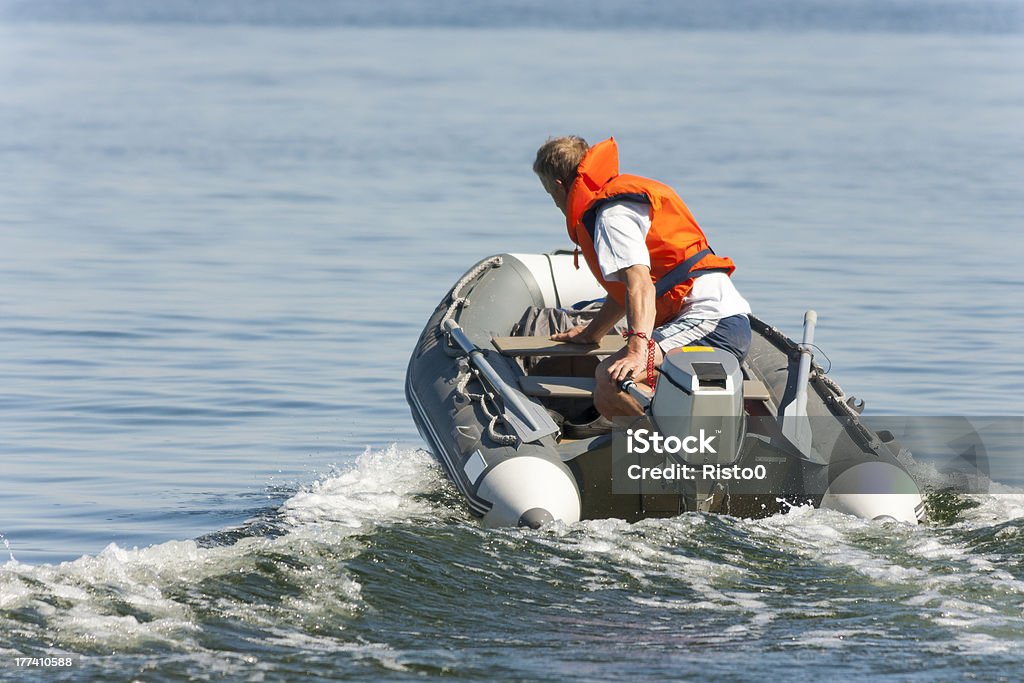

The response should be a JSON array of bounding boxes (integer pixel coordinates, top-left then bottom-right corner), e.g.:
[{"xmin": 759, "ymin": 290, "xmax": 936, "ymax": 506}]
[{"xmin": 1, "ymin": 2, "xmax": 1022, "ymax": 679}]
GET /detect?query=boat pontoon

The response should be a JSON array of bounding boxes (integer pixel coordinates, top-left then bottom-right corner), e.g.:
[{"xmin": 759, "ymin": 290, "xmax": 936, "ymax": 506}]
[{"xmin": 406, "ymin": 252, "xmax": 925, "ymax": 527}]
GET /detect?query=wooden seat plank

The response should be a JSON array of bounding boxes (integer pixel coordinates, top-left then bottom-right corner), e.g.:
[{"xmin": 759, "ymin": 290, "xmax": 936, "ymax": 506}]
[
  {"xmin": 522, "ymin": 375, "xmax": 770, "ymax": 401},
  {"xmin": 492, "ymin": 335, "xmax": 625, "ymax": 357},
  {"xmin": 519, "ymin": 376, "xmax": 597, "ymax": 398}
]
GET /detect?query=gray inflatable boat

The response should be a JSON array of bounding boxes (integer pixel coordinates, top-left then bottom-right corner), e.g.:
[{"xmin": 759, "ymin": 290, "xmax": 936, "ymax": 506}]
[{"xmin": 406, "ymin": 252, "xmax": 926, "ymax": 527}]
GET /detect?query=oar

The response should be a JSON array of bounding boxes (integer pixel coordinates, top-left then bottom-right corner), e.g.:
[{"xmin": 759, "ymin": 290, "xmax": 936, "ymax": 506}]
[{"xmin": 780, "ymin": 310, "xmax": 820, "ymax": 461}]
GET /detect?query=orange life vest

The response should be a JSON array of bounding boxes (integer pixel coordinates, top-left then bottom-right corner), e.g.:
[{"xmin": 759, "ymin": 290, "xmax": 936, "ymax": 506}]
[{"xmin": 565, "ymin": 138, "xmax": 736, "ymax": 327}]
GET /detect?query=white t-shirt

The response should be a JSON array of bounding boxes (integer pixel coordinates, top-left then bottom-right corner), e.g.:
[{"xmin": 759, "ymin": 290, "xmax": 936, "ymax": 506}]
[{"xmin": 592, "ymin": 199, "xmax": 751, "ymax": 320}]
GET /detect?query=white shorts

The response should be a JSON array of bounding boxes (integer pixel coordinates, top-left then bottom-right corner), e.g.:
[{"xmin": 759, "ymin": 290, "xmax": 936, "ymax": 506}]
[{"xmin": 652, "ymin": 317, "xmax": 719, "ymax": 352}]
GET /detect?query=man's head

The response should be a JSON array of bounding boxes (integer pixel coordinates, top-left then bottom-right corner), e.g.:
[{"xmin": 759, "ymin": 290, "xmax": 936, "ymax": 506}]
[{"xmin": 533, "ymin": 135, "xmax": 589, "ymax": 216}]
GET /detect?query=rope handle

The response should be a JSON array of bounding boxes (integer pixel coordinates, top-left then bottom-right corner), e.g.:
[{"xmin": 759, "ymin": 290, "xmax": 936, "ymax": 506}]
[{"xmin": 622, "ymin": 330, "xmax": 657, "ymax": 387}]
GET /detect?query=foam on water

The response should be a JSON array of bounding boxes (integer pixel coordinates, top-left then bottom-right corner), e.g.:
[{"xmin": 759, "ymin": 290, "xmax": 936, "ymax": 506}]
[
  {"xmin": 959, "ymin": 489, "xmax": 1024, "ymax": 526},
  {"xmin": 0, "ymin": 446, "xmax": 447, "ymax": 664},
  {"xmin": 281, "ymin": 445, "xmax": 445, "ymax": 528},
  {"xmin": 740, "ymin": 494, "xmax": 1024, "ymax": 655},
  {"xmin": 3, "ymin": 444, "xmax": 1024, "ymax": 675}
]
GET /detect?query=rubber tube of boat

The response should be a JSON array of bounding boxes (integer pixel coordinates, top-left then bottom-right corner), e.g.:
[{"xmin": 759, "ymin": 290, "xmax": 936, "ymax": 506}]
[
  {"xmin": 781, "ymin": 310, "xmax": 816, "ymax": 458},
  {"xmin": 442, "ymin": 319, "xmax": 558, "ymax": 443}
]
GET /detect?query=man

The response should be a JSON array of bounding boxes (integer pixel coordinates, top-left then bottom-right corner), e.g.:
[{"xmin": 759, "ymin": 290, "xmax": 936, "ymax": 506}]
[{"xmin": 533, "ymin": 136, "xmax": 751, "ymax": 419}]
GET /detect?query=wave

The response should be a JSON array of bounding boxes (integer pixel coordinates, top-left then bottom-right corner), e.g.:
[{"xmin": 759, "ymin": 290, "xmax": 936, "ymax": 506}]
[
  {"xmin": 0, "ymin": 446, "xmax": 448, "ymax": 673},
  {"xmin": 2, "ymin": 444, "xmax": 1023, "ymax": 677}
]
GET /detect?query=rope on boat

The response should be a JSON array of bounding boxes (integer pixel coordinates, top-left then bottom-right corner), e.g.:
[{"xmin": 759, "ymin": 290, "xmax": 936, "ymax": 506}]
[
  {"xmin": 437, "ymin": 256, "xmax": 519, "ymax": 445},
  {"xmin": 750, "ymin": 314, "xmax": 861, "ymax": 419},
  {"xmin": 454, "ymin": 360, "xmax": 518, "ymax": 446},
  {"xmin": 438, "ymin": 255, "xmax": 503, "ymax": 346},
  {"xmin": 752, "ymin": 314, "xmax": 881, "ymax": 449},
  {"xmin": 810, "ymin": 368, "xmax": 844, "ymax": 398},
  {"xmin": 438, "ymin": 255, "xmax": 518, "ymax": 445}
]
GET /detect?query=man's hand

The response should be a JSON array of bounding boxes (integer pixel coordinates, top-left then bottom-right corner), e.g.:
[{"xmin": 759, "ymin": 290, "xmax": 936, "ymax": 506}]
[
  {"xmin": 606, "ymin": 351, "xmax": 648, "ymax": 384},
  {"xmin": 550, "ymin": 325, "xmax": 601, "ymax": 345}
]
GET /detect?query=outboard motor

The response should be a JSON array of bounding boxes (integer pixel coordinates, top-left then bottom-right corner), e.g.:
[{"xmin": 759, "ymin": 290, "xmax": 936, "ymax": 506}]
[{"xmin": 650, "ymin": 347, "xmax": 745, "ymax": 466}]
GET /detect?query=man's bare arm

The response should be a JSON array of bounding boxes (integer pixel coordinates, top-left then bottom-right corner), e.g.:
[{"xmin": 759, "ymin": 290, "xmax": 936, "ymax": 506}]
[{"xmin": 606, "ymin": 264, "xmax": 658, "ymax": 383}]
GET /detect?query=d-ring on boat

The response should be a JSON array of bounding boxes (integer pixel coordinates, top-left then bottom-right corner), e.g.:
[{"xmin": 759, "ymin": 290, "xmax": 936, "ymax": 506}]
[{"xmin": 406, "ymin": 252, "xmax": 925, "ymax": 527}]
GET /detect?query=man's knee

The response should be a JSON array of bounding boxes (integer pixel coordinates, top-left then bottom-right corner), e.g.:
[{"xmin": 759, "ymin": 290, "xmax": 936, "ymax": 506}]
[
  {"xmin": 594, "ymin": 358, "xmax": 618, "ymax": 391},
  {"xmin": 593, "ymin": 358, "xmax": 616, "ymax": 413}
]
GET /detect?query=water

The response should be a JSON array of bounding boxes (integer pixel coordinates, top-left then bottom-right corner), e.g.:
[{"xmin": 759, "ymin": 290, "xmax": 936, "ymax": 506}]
[{"xmin": 1, "ymin": 2, "xmax": 1023, "ymax": 679}]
